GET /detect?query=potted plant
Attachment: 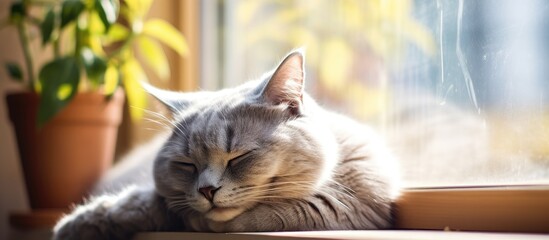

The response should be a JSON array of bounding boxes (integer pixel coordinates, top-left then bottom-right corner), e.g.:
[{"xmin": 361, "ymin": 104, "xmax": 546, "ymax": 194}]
[{"xmin": 3, "ymin": 0, "xmax": 187, "ymax": 209}]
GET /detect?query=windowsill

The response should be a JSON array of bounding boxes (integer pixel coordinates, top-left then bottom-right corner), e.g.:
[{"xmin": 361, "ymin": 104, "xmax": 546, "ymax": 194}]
[
  {"xmin": 131, "ymin": 186, "xmax": 549, "ymax": 239},
  {"xmin": 395, "ymin": 185, "xmax": 549, "ymax": 233},
  {"xmin": 9, "ymin": 229, "xmax": 549, "ymax": 240},
  {"xmin": 133, "ymin": 230, "xmax": 549, "ymax": 240},
  {"xmin": 9, "ymin": 185, "xmax": 549, "ymax": 239}
]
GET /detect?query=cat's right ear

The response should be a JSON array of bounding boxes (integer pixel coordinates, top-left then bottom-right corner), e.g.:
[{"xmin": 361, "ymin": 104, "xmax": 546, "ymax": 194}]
[
  {"xmin": 142, "ymin": 82, "xmax": 189, "ymax": 112},
  {"xmin": 260, "ymin": 49, "xmax": 306, "ymax": 116}
]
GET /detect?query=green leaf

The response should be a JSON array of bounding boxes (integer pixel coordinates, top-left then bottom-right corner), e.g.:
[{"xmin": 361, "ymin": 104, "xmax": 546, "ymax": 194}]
[
  {"xmin": 80, "ymin": 47, "xmax": 107, "ymax": 86},
  {"xmin": 137, "ymin": 36, "xmax": 169, "ymax": 80},
  {"xmin": 121, "ymin": 59, "xmax": 147, "ymax": 121},
  {"xmin": 95, "ymin": 0, "xmax": 118, "ymax": 31},
  {"xmin": 5, "ymin": 62, "xmax": 23, "ymax": 82},
  {"xmin": 9, "ymin": 2, "xmax": 26, "ymax": 20},
  {"xmin": 142, "ymin": 19, "xmax": 189, "ymax": 56},
  {"xmin": 41, "ymin": 9, "xmax": 55, "ymax": 45},
  {"xmin": 61, "ymin": 0, "xmax": 85, "ymax": 28},
  {"xmin": 38, "ymin": 57, "xmax": 80, "ymax": 126}
]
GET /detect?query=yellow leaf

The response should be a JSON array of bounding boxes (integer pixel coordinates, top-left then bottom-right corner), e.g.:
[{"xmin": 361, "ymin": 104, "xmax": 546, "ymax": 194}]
[
  {"xmin": 236, "ymin": 0, "xmax": 262, "ymax": 23},
  {"xmin": 270, "ymin": 8, "xmax": 302, "ymax": 24},
  {"xmin": 143, "ymin": 19, "xmax": 189, "ymax": 56},
  {"xmin": 104, "ymin": 64, "xmax": 119, "ymax": 95},
  {"xmin": 121, "ymin": 59, "xmax": 148, "ymax": 121},
  {"xmin": 88, "ymin": 35, "xmax": 106, "ymax": 56},
  {"xmin": 319, "ymin": 38, "xmax": 353, "ymax": 92},
  {"xmin": 35, "ymin": 80, "xmax": 42, "ymax": 93},
  {"xmin": 137, "ymin": 36, "xmax": 170, "ymax": 80},
  {"xmin": 105, "ymin": 23, "xmax": 129, "ymax": 44},
  {"xmin": 89, "ymin": 11, "xmax": 106, "ymax": 34},
  {"xmin": 340, "ymin": 0, "xmax": 364, "ymax": 30},
  {"xmin": 124, "ymin": 0, "xmax": 152, "ymax": 19}
]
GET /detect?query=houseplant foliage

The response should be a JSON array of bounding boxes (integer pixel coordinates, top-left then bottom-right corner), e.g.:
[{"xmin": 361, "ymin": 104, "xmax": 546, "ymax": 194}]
[
  {"xmin": 3, "ymin": 0, "xmax": 188, "ymax": 124},
  {"xmin": 2, "ymin": 0, "xmax": 188, "ymax": 208}
]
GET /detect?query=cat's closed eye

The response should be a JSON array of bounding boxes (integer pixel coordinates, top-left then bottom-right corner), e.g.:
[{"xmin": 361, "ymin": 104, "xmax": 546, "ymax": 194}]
[
  {"xmin": 173, "ymin": 161, "xmax": 197, "ymax": 173},
  {"xmin": 228, "ymin": 151, "xmax": 254, "ymax": 167}
]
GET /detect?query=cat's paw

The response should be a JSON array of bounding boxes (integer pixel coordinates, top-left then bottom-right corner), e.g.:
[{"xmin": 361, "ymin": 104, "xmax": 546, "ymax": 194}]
[
  {"xmin": 53, "ymin": 195, "xmax": 118, "ymax": 240},
  {"xmin": 53, "ymin": 218, "xmax": 106, "ymax": 240},
  {"xmin": 53, "ymin": 208, "xmax": 110, "ymax": 240}
]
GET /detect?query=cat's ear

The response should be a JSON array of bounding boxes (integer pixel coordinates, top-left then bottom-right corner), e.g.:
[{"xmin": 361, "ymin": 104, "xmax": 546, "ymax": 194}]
[
  {"xmin": 261, "ymin": 49, "xmax": 305, "ymax": 116},
  {"xmin": 142, "ymin": 82, "xmax": 190, "ymax": 112}
]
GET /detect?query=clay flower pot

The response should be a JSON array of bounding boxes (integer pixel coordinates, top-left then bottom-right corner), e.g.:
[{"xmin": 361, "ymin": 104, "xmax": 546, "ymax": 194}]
[{"xmin": 6, "ymin": 90, "xmax": 124, "ymax": 209}]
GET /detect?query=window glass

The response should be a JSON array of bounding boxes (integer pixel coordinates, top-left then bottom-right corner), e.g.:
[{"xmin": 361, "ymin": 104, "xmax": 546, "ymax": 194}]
[{"xmin": 202, "ymin": 0, "xmax": 549, "ymax": 186}]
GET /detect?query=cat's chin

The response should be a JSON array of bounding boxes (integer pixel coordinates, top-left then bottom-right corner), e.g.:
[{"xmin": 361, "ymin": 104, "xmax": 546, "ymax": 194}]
[{"xmin": 204, "ymin": 207, "xmax": 244, "ymax": 222}]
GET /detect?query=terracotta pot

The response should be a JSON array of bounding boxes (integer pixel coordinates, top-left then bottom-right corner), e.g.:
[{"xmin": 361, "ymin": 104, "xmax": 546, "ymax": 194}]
[{"xmin": 6, "ymin": 90, "xmax": 124, "ymax": 209}]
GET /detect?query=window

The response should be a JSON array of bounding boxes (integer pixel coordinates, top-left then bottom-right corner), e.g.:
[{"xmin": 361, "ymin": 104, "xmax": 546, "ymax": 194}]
[{"xmin": 200, "ymin": 0, "xmax": 549, "ymax": 187}]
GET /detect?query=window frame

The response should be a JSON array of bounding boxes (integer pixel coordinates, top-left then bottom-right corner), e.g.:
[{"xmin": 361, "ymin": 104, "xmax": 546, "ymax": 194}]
[
  {"xmin": 13, "ymin": 1, "xmax": 549, "ymax": 238},
  {"xmin": 394, "ymin": 185, "xmax": 549, "ymax": 233}
]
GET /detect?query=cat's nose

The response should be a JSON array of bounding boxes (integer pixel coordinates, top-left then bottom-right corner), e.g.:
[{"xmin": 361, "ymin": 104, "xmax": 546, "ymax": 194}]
[{"xmin": 198, "ymin": 186, "xmax": 220, "ymax": 201}]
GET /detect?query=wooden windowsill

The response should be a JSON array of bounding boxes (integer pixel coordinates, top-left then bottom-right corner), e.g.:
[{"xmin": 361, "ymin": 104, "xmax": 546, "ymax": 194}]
[
  {"xmin": 394, "ymin": 185, "xmax": 549, "ymax": 233},
  {"xmin": 10, "ymin": 186, "xmax": 549, "ymax": 239},
  {"xmin": 133, "ymin": 230, "xmax": 549, "ymax": 240}
]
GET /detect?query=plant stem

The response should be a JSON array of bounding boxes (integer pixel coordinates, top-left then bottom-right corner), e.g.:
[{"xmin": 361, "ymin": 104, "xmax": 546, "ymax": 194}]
[
  {"xmin": 25, "ymin": 16, "xmax": 42, "ymax": 26},
  {"xmin": 53, "ymin": 4, "xmax": 61, "ymax": 58},
  {"xmin": 16, "ymin": 21, "xmax": 35, "ymax": 91},
  {"xmin": 53, "ymin": 37, "xmax": 60, "ymax": 57},
  {"xmin": 75, "ymin": 20, "xmax": 81, "ymax": 58}
]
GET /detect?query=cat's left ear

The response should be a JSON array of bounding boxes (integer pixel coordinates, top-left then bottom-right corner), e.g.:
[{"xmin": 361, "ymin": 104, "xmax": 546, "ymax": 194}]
[
  {"xmin": 142, "ymin": 82, "xmax": 195, "ymax": 112},
  {"xmin": 261, "ymin": 49, "xmax": 305, "ymax": 116}
]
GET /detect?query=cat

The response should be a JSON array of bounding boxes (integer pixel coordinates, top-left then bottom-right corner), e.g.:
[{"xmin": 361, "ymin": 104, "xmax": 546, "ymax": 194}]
[{"xmin": 53, "ymin": 49, "xmax": 400, "ymax": 239}]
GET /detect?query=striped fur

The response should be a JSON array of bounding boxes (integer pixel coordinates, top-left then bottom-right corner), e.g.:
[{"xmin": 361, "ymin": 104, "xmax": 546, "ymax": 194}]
[{"xmin": 53, "ymin": 50, "xmax": 400, "ymax": 239}]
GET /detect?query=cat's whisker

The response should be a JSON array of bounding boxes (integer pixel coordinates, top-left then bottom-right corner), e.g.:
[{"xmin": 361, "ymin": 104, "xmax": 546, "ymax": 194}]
[
  {"xmin": 167, "ymin": 202, "xmax": 193, "ymax": 209},
  {"xmin": 238, "ymin": 188, "xmax": 312, "ymax": 197},
  {"xmin": 143, "ymin": 116, "xmax": 175, "ymax": 132},
  {"xmin": 260, "ymin": 181, "xmax": 316, "ymax": 187},
  {"xmin": 168, "ymin": 199, "xmax": 193, "ymax": 205},
  {"xmin": 315, "ymin": 190, "xmax": 351, "ymax": 211},
  {"xmin": 142, "ymin": 114, "xmax": 170, "ymax": 124},
  {"xmin": 230, "ymin": 181, "xmax": 316, "ymax": 194},
  {"xmin": 232, "ymin": 187, "xmax": 315, "ymax": 201},
  {"xmin": 231, "ymin": 183, "xmax": 316, "ymax": 197},
  {"xmin": 143, "ymin": 117, "xmax": 172, "ymax": 130},
  {"xmin": 142, "ymin": 108, "xmax": 187, "ymax": 136},
  {"xmin": 327, "ymin": 179, "xmax": 356, "ymax": 195}
]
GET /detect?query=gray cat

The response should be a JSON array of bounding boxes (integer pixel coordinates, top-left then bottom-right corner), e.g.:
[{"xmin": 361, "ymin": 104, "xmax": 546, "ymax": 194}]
[{"xmin": 53, "ymin": 49, "xmax": 400, "ymax": 239}]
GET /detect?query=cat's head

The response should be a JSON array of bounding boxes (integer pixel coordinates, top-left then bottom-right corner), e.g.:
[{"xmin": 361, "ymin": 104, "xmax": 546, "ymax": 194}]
[{"xmin": 150, "ymin": 50, "xmax": 338, "ymax": 222}]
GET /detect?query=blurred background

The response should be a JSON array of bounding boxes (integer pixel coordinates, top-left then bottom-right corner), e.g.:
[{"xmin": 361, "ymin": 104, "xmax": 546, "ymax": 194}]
[
  {"xmin": 1, "ymin": 0, "xmax": 548, "ymax": 237},
  {"xmin": 200, "ymin": 0, "xmax": 549, "ymax": 186}
]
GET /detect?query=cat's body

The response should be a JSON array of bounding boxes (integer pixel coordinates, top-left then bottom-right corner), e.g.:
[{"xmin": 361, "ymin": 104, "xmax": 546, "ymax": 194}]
[{"xmin": 54, "ymin": 50, "xmax": 400, "ymax": 239}]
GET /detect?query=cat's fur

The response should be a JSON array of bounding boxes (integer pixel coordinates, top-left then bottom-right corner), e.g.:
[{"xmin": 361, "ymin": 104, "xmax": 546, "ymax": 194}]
[{"xmin": 53, "ymin": 49, "xmax": 400, "ymax": 239}]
